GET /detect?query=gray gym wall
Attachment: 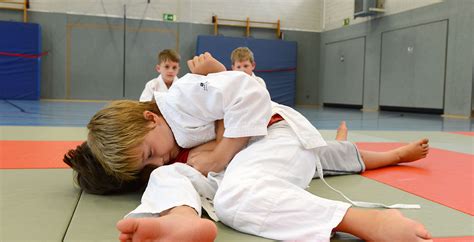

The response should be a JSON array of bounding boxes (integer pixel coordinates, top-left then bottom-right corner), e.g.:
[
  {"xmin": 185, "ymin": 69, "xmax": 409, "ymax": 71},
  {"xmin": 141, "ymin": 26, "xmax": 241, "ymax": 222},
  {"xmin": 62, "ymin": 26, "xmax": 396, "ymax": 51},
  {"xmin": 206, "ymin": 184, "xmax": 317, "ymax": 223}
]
[
  {"xmin": 0, "ymin": 10, "xmax": 320, "ymax": 104},
  {"xmin": 1, "ymin": 0, "xmax": 472, "ymax": 117},
  {"xmin": 320, "ymin": 0, "xmax": 473, "ymax": 117}
]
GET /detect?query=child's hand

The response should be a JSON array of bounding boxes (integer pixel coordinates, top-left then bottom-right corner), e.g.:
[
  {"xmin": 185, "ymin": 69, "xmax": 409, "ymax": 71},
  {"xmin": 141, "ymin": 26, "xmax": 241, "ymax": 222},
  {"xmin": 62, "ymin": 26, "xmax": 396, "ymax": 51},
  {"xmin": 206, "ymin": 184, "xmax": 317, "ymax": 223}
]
[
  {"xmin": 187, "ymin": 52, "xmax": 226, "ymax": 75},
  {"xmin": 186, "ymin": 150, "xmax": 221, "ymax": 176},
  {"xmin": 188, "ymin": 136, "xmax": 249, "ymax": 176}
]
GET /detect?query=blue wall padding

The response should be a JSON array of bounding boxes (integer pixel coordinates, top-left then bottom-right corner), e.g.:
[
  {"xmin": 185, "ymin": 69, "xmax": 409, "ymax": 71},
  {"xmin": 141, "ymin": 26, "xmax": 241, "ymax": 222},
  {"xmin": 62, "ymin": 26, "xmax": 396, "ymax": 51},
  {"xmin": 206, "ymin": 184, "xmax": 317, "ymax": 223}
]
[
  {"xmin": 0, "ymin": 21, "xmax": 42, "ymax": 100},
  {"xmin": 196, "ymin": 35, "xmax": 297, "ymax": 106}
]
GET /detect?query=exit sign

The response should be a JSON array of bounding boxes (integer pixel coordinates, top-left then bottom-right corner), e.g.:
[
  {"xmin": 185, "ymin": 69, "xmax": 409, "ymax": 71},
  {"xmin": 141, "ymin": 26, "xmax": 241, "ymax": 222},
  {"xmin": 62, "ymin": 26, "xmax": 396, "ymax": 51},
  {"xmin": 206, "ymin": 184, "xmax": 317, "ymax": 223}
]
[
  {"xmin": 343, "ymin": 18, "xmax": 350, "ymax": 26},
  {"xmin": 163, "ymin": 13, "xmax": 176, "ymax": 21}
]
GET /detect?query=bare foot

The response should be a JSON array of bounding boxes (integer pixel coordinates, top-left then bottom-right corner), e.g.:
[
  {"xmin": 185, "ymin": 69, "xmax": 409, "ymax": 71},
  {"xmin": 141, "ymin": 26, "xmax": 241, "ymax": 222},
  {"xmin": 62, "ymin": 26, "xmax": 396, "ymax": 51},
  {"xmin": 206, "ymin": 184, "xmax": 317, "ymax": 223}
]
[
  {"xmin": 393, "ymin": 138, "xmax": 430, "ymax": 164},
  {"xmin": 335, "ymin": 121, "xmax": 348, "ymax": 141},
  {"xmin": 370, "ymin": 210, "xmax": 432, "ymax": 242},
  {"xmin": 335, "ymin": 208, "xmax": 432, "ymax": 242},
  {"xmin": 187, "ymin": 52, "xmax": 226, "ymax": 75},
  {"xmin": 117, "ymin": 214, "xmax": 217, "ymax": 242}
]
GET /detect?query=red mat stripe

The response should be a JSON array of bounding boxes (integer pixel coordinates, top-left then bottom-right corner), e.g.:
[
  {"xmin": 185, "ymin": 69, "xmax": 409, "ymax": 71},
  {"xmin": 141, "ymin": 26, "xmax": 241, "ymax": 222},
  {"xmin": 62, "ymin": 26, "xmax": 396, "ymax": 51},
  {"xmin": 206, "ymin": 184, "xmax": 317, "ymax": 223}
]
[
  {"xmin": 357, "ymin": 142, "xmax": 473, "ymax": 216},
  {"xmin": 450, "ymin": 132, "xmax": 474, "ymax": 137},
  {"xmin": 0, "ymin": 141, "xmax": 82, "ymax": 169}
]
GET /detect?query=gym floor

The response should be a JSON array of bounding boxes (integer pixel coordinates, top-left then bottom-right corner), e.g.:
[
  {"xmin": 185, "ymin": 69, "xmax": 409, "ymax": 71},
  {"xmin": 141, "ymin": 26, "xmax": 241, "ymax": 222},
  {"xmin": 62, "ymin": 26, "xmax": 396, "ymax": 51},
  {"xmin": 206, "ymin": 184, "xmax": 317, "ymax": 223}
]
[{"xmin": 1, "ymin": 99, "xmax": 473, "ymax": 241}]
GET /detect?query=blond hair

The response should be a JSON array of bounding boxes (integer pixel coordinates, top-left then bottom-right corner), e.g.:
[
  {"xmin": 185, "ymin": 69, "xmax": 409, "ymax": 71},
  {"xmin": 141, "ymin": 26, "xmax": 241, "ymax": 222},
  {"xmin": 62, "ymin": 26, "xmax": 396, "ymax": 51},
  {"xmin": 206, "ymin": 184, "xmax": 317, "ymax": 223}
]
[
  {"xmin": 158, "ymin": 49, "xmax": 180, "ymax": 64},
  {"xmin": 87, "ymin": 100, "xmax": 160, "ymax": 181},
  {"xmin": 230, "ymin": 47, "xmax": 255, "ymax": 65}
]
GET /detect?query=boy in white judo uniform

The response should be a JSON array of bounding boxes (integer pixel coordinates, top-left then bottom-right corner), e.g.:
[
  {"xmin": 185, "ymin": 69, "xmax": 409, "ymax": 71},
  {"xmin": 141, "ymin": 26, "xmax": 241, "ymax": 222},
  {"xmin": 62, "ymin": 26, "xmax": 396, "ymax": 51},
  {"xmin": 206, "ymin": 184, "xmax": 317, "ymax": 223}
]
[
  {"xmin": 139, "ymin": 49, "xmax": 180, "ymax": 101},
  {"xmin": 85, "ymin": 53, "xmax": 432, "ymax": 242}
]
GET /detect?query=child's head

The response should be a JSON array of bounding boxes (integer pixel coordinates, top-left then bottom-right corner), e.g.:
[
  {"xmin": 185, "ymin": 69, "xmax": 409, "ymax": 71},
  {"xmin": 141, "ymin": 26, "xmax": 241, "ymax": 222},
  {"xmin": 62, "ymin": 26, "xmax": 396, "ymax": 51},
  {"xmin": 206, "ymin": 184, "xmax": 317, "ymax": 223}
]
[
  {"xmin": 156, "ymin": 49, "xmax": 181, "ymax": 85},
  {"xmin": 231, "ymin": 47, "xmax": 256, "ymax": 76},
  {"xmin": 86, "ymin": 100, "xmax": 162, "ymax": 181},
  {"xmin": 63, "ymin": 142, "xmax": 154, "ymax": 194}
]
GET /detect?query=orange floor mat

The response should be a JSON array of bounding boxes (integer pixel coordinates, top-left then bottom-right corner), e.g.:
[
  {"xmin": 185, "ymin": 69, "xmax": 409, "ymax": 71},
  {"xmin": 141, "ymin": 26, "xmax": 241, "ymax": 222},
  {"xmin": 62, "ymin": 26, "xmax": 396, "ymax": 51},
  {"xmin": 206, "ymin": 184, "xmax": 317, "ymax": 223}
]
[
  {"xmin": 450, "ymin": 132, "xmax": 474, "ymax": 136},
  {"xmin": 357, "ymin": 142, "xmax": 473, "ymax": 216},
  {"xmin": 0, "ymin": 140, "xmax": 82, "ymax": 169}
]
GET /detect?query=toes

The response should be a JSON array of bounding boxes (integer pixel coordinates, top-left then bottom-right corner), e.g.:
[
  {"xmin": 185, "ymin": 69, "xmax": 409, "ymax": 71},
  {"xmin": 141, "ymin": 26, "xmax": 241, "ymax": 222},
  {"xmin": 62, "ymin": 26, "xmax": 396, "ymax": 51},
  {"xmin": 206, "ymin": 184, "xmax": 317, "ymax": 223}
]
[
  {"xmin": 118, "ymin": 233, "xmax": 133, "ymax": 241},
  {"xmin": 415, "ymin": 224, "xmax": 432, "ymax": 240},
  {"xmin": 116, "ymin": 218, "xmax": 138, "ymax": 233},
  {"xmin": 416, "ymin": 138, "xmax": 429, "ymax": 147}
]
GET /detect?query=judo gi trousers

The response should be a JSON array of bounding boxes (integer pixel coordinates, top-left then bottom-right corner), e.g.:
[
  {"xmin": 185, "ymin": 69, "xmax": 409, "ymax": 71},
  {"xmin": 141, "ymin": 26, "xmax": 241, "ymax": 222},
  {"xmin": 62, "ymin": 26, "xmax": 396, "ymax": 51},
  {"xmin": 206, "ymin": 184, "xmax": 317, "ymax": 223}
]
[{"xmin": 213, "ymin": 121, "xmax": 357, "ymax": 241}]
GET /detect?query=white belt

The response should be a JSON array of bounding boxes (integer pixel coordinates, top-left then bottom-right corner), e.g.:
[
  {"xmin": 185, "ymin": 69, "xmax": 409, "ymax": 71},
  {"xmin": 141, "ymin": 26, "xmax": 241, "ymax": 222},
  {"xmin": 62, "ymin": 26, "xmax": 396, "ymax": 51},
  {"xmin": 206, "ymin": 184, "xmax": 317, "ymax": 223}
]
[{"xmin": 314, "ymin": 156, "xmax": 420, "ymax": 209}]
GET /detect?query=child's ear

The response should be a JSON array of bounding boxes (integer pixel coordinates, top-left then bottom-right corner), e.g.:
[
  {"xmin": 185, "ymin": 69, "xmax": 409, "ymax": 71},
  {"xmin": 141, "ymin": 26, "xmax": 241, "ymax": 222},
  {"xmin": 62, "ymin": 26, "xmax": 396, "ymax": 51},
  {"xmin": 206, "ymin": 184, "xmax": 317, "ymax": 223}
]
[
  {"xmin": 251, "ymin": 62, "xmax": 256, "ymax": 71},
  {"xmin": 231, "ymin": 64, "xmax": 236, "ymax": 70},
  {"xmin": 155, "ymin": 64, "xmax": 161, "ymax": 73},
  {"xmin": 143, "ymin": 111, "xmax": 159, "ymax": 124}
]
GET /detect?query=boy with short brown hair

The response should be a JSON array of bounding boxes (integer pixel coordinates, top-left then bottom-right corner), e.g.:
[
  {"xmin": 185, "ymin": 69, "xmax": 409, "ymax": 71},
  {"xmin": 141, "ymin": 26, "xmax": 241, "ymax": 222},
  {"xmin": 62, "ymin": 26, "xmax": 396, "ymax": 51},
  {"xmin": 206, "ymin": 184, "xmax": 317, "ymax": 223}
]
[{"xmin": 139, "ymin": 49, "xmax": 180, "ymax": 101}]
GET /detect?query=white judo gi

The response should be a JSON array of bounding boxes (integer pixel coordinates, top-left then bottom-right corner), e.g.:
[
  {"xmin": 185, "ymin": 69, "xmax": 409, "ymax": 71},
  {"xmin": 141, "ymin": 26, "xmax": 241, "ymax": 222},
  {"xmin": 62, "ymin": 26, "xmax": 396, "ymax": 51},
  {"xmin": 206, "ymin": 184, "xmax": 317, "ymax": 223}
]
[
  {"xmin": 128, "ymin": 71, "xmax": 418, "ymax": 241},
  {"xmin": 251, "ymin": 72, "xmax": 267, "ymax": 88},
  {"xmin": 139, "ymin": 74, "xmax": 178, "ymax": 101}
]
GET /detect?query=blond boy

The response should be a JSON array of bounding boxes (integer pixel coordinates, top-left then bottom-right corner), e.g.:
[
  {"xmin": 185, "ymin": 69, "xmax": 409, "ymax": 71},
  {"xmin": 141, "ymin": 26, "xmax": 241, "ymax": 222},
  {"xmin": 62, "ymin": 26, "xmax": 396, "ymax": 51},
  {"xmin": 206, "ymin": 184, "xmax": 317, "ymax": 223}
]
[
  {"xmin": 139, "ymin": 49, "xmax": 180, "ymax": 101},
  {"xmin": 231, "ymin": 47, "xmax": 266, "ymax": 88}
]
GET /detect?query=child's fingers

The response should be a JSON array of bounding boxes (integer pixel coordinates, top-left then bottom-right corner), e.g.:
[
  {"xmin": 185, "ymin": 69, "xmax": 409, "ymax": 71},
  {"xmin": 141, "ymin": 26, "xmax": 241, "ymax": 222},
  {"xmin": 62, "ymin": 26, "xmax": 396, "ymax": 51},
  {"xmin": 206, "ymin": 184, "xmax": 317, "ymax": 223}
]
[
  {"xmin": 187, "ymin": 59, "xmax": 195, "ymax": 72},
  {"xmin": 203, "ymin": 52, "xmax": 212, "ymax": 59},
  {"xmin": 198, "ymin": 53, "xmax": 206, "ymax": 63},
  {"xmin": 193, "ymin": 55, "xmax": 200, "ymax": 64},
  {"xmin": 188, "ymin": 56, "xmax": 201, "ymax": 72}
]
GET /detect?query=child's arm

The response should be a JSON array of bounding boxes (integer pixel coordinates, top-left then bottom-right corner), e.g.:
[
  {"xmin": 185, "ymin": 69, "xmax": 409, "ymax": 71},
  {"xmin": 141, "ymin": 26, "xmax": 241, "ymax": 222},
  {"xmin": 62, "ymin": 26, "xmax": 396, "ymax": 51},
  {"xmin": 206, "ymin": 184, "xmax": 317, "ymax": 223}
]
[
  {"xmin": 187, "ymin": 136, "xmax": 249, "ymax": 175},
  {"xmin": 183, "ymin": 53, "xmax": 269, "ymax": 175},
  {"xmin": 215, "ymin": 119, "xmax": 224, "ymax": 143},
  {"xmin": 186, "ymin": 119, "xmax": 236, "ymax": 175},
  {"xmin": 186, "ymin": 120, "xmax": 223, "ymax": 154}
]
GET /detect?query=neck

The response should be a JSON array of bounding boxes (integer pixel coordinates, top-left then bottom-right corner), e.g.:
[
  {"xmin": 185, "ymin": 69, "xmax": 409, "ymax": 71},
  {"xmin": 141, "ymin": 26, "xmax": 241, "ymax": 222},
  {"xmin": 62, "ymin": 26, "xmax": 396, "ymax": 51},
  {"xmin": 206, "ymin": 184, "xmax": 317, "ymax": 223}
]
[
  {"xmin": 163, "ymin": 118, "xmax": 180, "ymax": 160},
  {"xmin": 162, "ymin": 77, "xmax": 173, "ymax": 88},
  {"xmin": 170, "ymin": 144, "xmax": 181, "ymax": 160}
]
